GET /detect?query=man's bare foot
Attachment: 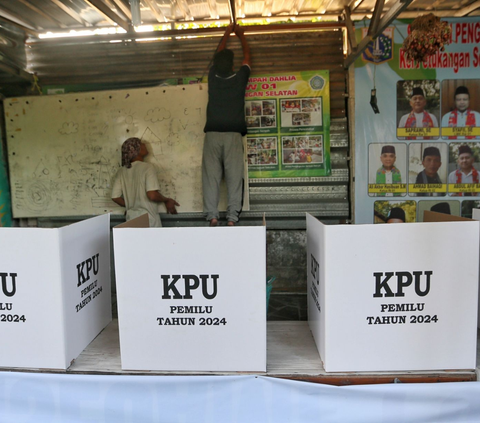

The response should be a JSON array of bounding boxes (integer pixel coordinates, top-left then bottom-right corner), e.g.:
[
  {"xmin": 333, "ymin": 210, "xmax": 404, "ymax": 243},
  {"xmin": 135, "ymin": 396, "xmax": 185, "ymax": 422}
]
[
  {"xmin": 210, "ymin": 218, "xmax": 218, "ymax": 227},
  {"xmin": 227, "ymin": 221, "xmax": 235, "ymax": 226}
]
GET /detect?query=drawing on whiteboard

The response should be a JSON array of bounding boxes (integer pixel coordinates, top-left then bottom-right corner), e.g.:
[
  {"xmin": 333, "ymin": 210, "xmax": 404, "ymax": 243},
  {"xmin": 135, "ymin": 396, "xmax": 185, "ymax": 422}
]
[
  {"xmin": 141, "ymin": 127, "xmax": 164, "ymax": 156},
  {"xmin": 15, "ymin": 180, "xmax": 54, "ymax": 213},
  {"xmin": 88, "ymin": 123, "xmax": 108, "ymax": 138},
  {"xmin": 59, "ymin": 122, "xmax": 79, "ymax": 135},
  {"xmin": 145, "ymin": 107, "xmax": 171, "ymax": 123},
  {"xmin": 33, "ymin": 159, "xmax": 51, "ymax": 177},
  {"xmin": 5, "ymin": 84, "xmax": 236, "ymax": 217},
  {"xmin": 124, "ymin": 110, "xmax": 136, "ymax": 124}
]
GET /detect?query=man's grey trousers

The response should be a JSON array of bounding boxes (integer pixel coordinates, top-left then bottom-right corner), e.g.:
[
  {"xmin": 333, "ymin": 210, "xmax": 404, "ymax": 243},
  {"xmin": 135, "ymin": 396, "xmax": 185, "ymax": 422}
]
[{"xmin": 202, "ymin": 132, "xmax": 244, "ymax": 222}]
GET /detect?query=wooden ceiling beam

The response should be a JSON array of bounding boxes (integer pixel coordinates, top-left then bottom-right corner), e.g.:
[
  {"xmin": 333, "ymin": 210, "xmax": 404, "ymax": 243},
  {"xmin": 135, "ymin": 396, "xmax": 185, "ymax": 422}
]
[
  {"xmin": 48, "ymin": 0, "xmax": 91, "ymax": 26},
  {"xmin": 0, "ymin": 6, "xmax": 40, "ymax": 31},
  {"xmin": 344, "ymin": 0, "xmax": 414, "ymax": 68},
  {"xmin": 206, "ymin": 0, "xmax": 219, "ymax": 19},
  {"xmin": 110, "ymin": 0, "xmax": 132, "ymax": 20},
  {"xmin": 15, "ymin": 0, "xmax": 67, "ymax": 28},
  {"xmin": 343, "ymin": 6, "xmax": 357, "ymax": 52},
  {"xmin": 454, "ymin": 0, "xmax": 480, "ymax": 16},
  {"xmin": 143, "ymin": 0, "xmax": 168, "ymax": 23},
  {"xmin": 0, "ymin": 62, "xmax": 33, "ymax": 83},
  {"xmin": 26, "ymin": 21, "xmax": 346, "ymax": 46},
  {"xmin": 368, "ymin": 0, "xmax": 384, "ymax": 36},
  {"xmin": 348, "ymin": 0, "xmax": 365, "ymax": 11},
  {"xmin": 84, "ymin": 0, "xmax": 132, "ymax": 31},
  {"xmin": 170, "ymin": 0, "xmax": 190, "ymax": 21}
]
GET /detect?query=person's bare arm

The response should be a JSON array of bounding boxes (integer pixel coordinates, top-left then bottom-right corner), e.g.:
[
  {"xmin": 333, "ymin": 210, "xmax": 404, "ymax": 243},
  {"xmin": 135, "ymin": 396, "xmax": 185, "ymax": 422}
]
[
  {"xmin": 235, "ymin": 25, "xmax": 251, "ymax": 67},
  {"xmin": 147, "ymin": 190, "xmax": 180, "ymax": 214},
  {"xmin": 112, "ymin": 197, "xmax": 125, "ymax": 207},
  {"xmin": 217, "ymin": 23, "xmax": 235, "ymax": 52}
]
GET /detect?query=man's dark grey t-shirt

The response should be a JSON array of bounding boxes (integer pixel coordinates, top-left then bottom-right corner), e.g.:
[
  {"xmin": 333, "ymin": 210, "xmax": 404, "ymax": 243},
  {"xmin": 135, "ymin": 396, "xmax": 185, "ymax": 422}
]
[{"xmin": 204, "ymin": 65, "xmax": 251, "ymax": 136}]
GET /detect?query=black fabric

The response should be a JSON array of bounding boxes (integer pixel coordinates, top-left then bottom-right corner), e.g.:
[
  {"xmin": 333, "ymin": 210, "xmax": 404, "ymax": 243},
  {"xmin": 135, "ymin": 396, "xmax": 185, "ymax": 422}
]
[
  {"xmin": 415, "ymin": 170, "xmax": 442, "ymax": 184},
  {"xmin": 204, "ymin": 65, "xmax": 250, "ymax": 136}
]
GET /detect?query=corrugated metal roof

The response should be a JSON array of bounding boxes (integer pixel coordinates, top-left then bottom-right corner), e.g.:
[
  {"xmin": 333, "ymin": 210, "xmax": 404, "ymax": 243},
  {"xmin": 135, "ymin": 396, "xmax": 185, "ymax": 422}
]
[
  {"xmin": 1, "ymin": 0, "xmax": 479, "ymax": 35},
  {"xmin": 0, "ymin": 1, "xmax": 477, "ymax": 92}
]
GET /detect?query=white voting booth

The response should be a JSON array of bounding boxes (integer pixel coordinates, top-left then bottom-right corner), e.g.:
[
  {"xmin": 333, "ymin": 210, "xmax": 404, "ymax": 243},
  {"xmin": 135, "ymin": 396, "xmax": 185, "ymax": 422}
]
[
  {"xmin": 307, "ymin": 212, "xmax": 479, "ymax": 372},
  {"xmin": 113, "ymin": 215, "xmax": 266, "ymax": 372},
  {"xmin": 471, "ymin": 208, "xmax": 480, "ymax": 329},
  {"xmin": 0, "ymin": 214, "xmax": 112, "ymax": 369}
]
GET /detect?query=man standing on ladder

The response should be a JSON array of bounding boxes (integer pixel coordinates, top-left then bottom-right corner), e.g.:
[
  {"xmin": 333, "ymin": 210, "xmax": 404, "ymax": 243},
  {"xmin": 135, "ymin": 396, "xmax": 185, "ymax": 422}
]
[{"xmin": 202, "ymin": 23, "xmax": 251, "ymax": 227}]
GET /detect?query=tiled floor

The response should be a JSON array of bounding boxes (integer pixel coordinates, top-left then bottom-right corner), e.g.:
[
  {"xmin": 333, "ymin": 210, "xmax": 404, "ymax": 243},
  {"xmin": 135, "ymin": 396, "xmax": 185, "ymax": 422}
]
[{"xmin": 268, "ymin": 293, "xmax": 307, "ymax": 321}]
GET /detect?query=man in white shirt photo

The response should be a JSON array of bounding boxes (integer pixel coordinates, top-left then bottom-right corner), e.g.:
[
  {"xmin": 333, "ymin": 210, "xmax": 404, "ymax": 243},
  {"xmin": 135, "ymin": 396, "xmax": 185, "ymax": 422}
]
[
  {"xmin": 442, "ymin": 86, "xmax": 480, "ymax": 140},
  {"xmin": 448, "ymin": 144, "xmax": 479, "ymax": 196},
  {"xmin": 399, "ymin": 87, "xmax": 439, "ymax": 129}
]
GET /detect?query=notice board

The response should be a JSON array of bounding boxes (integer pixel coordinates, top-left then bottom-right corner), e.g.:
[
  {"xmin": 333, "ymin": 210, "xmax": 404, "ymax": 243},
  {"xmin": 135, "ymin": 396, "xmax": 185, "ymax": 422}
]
[{"xmin": 4, "ymin": 84, "xmax": 235, "ymax": 218}]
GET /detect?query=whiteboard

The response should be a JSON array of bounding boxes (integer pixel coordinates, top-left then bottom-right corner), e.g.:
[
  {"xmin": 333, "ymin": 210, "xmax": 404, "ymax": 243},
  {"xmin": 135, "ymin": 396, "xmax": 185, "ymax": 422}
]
[{"xmin": 5, "ymin": 84, "xmax": 245, "ymax": 218}]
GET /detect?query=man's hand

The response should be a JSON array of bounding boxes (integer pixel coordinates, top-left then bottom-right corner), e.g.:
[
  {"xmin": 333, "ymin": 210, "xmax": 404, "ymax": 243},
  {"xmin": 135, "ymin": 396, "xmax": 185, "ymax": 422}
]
[
  {"xmin": 225, "ymin": 23, "xmax": 235, "ymax": 34},
  {"xmin": 165, "ymin": 198, "xmax": 180, "ymax": 214},
  {"xmin": 112, "ymin": 197, "xmax": 125, "ymax": 207},
  {"xmin": 234, "ymin": 25, "xmax": 244, "ymax": 36}
]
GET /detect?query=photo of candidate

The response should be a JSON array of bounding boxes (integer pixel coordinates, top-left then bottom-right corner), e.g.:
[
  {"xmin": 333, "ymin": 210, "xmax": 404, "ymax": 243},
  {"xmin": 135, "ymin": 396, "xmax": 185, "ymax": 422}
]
[
  {"xmin": 441, "ymin": 85, "xmax": 480, "ymax": 139},
  {"xmin": 386, "ymin": 207, "xmax": 405, "ymax": 223},
  {"xmin": 417, "ymin": 200, "xmax": 460, "ymax": 222},
  {"xmin": 416, "ymin": 146, "xmax": 442, "ymax": 184},
  {"xmin": 399, "ymin": 87, "xmax": 439, "ymax": 130},
  {"xmin": 369, "ymin": 143, "xmax": 406, "ymax": 197},
  {"xmin": 409, "ymin": 143, "xmax": 447, "ymax": 197},
  {"xmin": 430, "ymin": 202, "xmax": 451, "ymax": 215},
  {"xmin": 376, "ymin": 145, "xmax": 402, "ymax": 184},
  {"xmin": 447, "ymin": 144, "xmax": 479, "ymax": 196},
  {"xmin": 374, "ymin": 200, "xmax": 416, "ymax": 224},
  {"xmin": 461, "ymin": 200, "xmax": 480, "ymax": 218}
]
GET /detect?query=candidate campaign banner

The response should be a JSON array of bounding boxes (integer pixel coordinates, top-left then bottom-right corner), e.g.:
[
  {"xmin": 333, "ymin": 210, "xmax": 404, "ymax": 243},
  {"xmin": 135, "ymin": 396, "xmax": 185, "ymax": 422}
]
[
  {"xmin": 246, "ymin": 70, "xmax": 331, "ymax": 178},
  {"xmin": 354, "ymin": 17, "xmax": 480, "ymax": 223},
  {"xmin": 113, "ymin": 216, "xmax": 266, "ymax": 372},
  {"xmin": 306, "ymin": 213, "xmax": 479, "ymax": 372}
]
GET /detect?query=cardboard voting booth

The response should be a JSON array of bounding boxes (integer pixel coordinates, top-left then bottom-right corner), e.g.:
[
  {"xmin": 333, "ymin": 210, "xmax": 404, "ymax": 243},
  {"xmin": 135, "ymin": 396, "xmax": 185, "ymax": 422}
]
[
  {"xmin": 471, "ymin": 208, "xmax": 480, "ymax": 329},
  {"xmin": 0, "ymin": 214, "xmax": 112, "ymax": 369},
  {"xmin": 307, "ymin": 212, "xmax": 479, "ymax": 372},
  {"xmin": 113, "ymin": 215, "xmax": 266, "ymax": 372}
]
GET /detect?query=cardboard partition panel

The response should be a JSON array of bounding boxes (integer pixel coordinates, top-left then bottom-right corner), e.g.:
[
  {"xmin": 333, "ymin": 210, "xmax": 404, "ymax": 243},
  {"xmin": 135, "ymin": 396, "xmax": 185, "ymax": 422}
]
[
  {"xmin": 113, "ymin": 215, "xmax": 266, "ymax": 372},
  {"xmin": 471, "ymin": 208, "xmax": 480, "ymax": 329},
  {"xmin": 307, "ymin": 212, "xmax": 479, "ymax": 372},
  {"xmin": 0, "ymin": 214, "xmax": 112, "ymax": 369}
]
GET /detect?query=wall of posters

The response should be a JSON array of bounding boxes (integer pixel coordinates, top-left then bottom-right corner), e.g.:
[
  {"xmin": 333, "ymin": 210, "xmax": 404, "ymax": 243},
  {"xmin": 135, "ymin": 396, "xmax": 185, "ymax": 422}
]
[
  {"xmin": 354, "ymin": 17, "xmax": 480, "ymax": 223},
  {"xmin": 246, "ymin": 70, "xmax": 331, "ymax": 178}
]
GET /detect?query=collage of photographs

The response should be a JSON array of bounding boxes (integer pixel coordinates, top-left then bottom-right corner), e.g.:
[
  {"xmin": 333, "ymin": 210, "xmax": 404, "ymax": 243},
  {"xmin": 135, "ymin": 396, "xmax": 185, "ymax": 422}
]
[
  {"xmin": 396, "ymin": 79, "xmax": 480, "ymax": 140},
  {"xmin": 373, "ymin": 78, "xmax": 480, "ymax": 223},
  {"xmin": 280, "ymin": 98, "xmax": 323, "ymax": 128},
  {"xmin": 245, "ymin": 100, "xmax": 277, "ymax": 129},
  {"xmin": 374, "ymin": 199, "xmax": 480, "ymax": 224},
  {"xmin": 247, "ymin": 137, "xmax": 278, "ymax": 166},
  {"xmin": 368, "ymin": 142, "xmax": 480, "ymax": 197},
  {"xmin": 282, "ymin": 136, "xmax": 324, "ymax": 165}
]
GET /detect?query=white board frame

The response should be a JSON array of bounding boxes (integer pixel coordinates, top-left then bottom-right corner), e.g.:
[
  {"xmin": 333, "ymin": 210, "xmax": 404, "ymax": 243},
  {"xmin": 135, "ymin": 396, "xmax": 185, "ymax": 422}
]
[{"xmin": 5, "ymin": 85, "xmax": 249, "ymax": 218}]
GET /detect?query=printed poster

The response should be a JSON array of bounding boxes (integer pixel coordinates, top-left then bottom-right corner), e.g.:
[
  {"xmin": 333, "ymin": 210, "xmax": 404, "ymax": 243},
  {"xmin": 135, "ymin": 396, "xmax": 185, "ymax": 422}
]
[
  {"xmin": 245, "ymin": 70, "xmax": 331, "ymax": 178},
  {"xmin": 354, "ymin": 17, "xmax": 480, "ymax": 223},
  {"xmin": 0, "ymin": 137, "xmax": 12, "ymax": 227}
]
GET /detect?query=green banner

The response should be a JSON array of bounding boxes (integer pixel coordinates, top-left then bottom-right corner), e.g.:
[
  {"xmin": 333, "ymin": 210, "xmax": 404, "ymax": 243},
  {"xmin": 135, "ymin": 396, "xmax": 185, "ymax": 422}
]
[
  {"xmin": 0, "ymin": 135, "xmax": 13, "ymax": 226},
  {"xmin": 245, "ymin": 70, "xmax": 331, "ymax": 178}
]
